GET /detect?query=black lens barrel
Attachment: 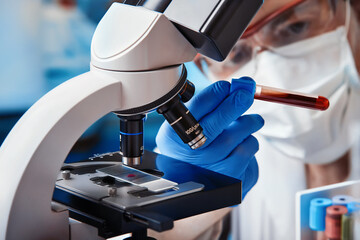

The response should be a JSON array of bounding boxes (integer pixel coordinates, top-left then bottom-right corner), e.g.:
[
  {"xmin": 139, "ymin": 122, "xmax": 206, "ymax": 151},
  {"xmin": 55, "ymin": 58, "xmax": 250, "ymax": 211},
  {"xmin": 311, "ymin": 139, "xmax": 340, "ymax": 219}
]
[
  {"xmin": 179, "ymin": 80, "xmax": 195, "ymax": 103},
  {"xmin": 157, "ymin": 95, "xmax": 206, "ymax": 149},
  {"xmin": 118, "ymin": 114, "xmax": 145, "ymax": 166}
]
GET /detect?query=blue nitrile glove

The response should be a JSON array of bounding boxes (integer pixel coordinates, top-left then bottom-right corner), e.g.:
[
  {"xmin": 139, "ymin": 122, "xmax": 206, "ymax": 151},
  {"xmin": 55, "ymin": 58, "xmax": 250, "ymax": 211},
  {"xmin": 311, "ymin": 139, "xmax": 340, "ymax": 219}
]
[{"xmin": 156, "ymin": 77, "xmax": 264, "ymax": 198}]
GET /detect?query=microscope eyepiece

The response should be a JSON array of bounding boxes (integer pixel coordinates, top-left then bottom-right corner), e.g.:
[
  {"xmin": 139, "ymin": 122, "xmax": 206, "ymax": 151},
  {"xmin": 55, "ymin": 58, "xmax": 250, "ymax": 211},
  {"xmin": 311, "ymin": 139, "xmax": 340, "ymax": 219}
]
[{"xmin": 157, "ymin": 94, "xmax": 206, "ymax": 150}]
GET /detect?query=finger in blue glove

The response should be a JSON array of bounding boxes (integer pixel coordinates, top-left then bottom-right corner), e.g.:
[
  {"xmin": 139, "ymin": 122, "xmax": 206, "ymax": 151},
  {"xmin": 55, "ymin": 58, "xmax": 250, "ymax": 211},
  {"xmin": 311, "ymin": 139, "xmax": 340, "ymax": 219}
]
[{"xmin": 230, "ymin": 76, "xmax": 256, "ymax": 95}]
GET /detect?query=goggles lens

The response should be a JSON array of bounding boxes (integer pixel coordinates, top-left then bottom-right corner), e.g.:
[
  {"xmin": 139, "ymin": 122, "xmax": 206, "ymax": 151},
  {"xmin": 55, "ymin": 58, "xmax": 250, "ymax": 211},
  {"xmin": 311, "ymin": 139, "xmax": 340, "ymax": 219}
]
[{"xmin": 204, "ymin": 0, "xmax": 338, "ymax": 79}]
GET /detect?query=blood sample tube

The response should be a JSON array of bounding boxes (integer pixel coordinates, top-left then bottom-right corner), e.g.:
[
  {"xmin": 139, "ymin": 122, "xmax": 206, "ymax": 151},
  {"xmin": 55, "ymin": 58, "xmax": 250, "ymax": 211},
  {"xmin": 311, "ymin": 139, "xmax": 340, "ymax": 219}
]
[
  {"xmin": 58, "ymin": 0, "xmax": 76, "ymax": 8},
  {"xmin": 342, "ymin": 202, "xmax": 360, "ymax": 240},
  {"xmin": 309, "ymin": 198, "xmax": 332, "ymax": 240},
  {"xmin": 351, "ymin": 202, "xmax": 360, "ymax": 240},
  {"xmin": 342, "ymin": 212, "xmax": 353, "ymax": 240},
  {"xmin": 325, "ymin": 205, "xmax": 348, "ymax": 240},
  {"xmin": 310, "ymin": 198, "xmax": 332, "ymax": 231},
  {"xmin": 254, "ymin": 85, "xmax": 330, "ymax": 111}
]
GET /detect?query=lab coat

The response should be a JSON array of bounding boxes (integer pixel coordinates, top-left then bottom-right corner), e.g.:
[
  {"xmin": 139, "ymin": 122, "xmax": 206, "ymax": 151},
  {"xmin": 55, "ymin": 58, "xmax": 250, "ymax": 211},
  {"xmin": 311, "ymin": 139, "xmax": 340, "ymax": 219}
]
[{"xmin": 231, "ymin": 118, "xmax": 360, "ymax": 240}]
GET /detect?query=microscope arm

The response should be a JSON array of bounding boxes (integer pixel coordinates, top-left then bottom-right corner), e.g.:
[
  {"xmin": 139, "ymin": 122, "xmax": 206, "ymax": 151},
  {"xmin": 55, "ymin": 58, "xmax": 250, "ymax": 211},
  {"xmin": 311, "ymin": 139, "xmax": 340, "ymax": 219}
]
[
  {"xmin": 0, "ymin": 61, "xmax": 184, "ymax": 239},
  {"xmin": 0, "ymin": 4, "xmax": 192, "ymax": 238},
  {"xmin": 0, "ymin": 71, "xmax": 123, "ymax": 240}
]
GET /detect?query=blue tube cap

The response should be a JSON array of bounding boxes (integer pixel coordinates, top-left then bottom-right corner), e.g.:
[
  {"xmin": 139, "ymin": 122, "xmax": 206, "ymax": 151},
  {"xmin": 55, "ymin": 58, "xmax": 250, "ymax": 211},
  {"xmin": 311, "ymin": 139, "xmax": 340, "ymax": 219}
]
[
  {"xmin": 347, "ymin": 202, "xmax": 360, "ymax": 214},
  {"xmin": 309, "ymin": 198, "xmax": 332, "ymax": 231}
]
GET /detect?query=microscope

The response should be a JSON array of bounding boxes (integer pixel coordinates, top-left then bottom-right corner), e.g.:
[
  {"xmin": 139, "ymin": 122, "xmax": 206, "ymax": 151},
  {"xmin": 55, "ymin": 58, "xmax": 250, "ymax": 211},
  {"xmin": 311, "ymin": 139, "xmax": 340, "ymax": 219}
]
[{"xmin": 0, "ymin": 0, "xmax": 262, "ymax": 239}]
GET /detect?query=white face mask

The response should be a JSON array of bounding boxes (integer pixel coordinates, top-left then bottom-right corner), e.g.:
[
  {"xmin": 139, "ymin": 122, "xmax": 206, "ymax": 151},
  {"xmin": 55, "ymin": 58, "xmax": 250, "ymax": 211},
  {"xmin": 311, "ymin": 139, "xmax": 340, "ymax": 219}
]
[{"xmin": 214, "ymin": 27, "xmax": 360, "ymax": 164}]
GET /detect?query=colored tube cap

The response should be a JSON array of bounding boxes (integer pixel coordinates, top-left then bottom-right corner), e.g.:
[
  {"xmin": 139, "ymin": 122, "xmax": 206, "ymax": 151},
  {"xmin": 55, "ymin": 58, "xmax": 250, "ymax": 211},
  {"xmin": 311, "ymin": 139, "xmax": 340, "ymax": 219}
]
[
  {"xmin": 309, "ymin": 198, "xmax": 332, "ymax": 231},
  {"xmin": 332, "ymin": 195, "xmax": 354, "ymax": 207},
  {"xmin": 347, "ymin": 202, "xmax": 360, "ymax": 214},
  {"xmin": 326, "ymin": 205, "xmax": 348, "ymax": 216}
]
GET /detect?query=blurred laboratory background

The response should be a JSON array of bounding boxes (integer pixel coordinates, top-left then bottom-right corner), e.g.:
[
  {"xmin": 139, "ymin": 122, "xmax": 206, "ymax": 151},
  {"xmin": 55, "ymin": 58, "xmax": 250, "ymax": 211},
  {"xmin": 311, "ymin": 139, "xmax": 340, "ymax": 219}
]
[{"xmin": 0, "ymin": 0, "xmax": 210, "ymax": 163}]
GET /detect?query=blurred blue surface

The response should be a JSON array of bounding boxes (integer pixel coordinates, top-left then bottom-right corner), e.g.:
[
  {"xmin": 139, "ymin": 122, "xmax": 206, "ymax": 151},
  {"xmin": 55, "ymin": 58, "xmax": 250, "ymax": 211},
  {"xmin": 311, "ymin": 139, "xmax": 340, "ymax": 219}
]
[{"xmin": 0, "ymin": 0, "xmax": 211, "ymax": 163}]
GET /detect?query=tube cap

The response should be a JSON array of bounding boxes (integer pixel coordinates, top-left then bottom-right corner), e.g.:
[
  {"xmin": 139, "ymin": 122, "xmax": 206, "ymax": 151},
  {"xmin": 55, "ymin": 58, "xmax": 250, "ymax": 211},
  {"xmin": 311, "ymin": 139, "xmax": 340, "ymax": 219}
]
[
  {"xmin": 347, "ymin": 202, "xmax": 360, "ymax": 214},
  {"xmin": 309, "ymin": 198, "xmax": 332, "ymax": 231},
  {"xmin": 332, "ymin": 195, "xmax": 354, "ymax": 207}
]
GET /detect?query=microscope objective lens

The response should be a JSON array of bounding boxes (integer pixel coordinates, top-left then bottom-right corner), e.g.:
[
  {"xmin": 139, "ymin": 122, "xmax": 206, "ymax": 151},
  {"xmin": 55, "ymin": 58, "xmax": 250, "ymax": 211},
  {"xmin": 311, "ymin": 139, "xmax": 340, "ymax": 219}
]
[
  {"xmin": 118, "ymin": 114, "xmax": 145, "ymax": 166},
  {"xmin": 158, "ymin": 95, "xmax": 206, "ymax": 149}
]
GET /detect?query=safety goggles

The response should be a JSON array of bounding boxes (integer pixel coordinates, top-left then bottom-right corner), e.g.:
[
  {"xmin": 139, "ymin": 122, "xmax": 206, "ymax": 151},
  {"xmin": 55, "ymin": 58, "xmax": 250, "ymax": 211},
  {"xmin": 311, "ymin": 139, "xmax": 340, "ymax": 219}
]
[{"xmin": 200, "ymin": 0, "xmax": 341, "ymax": 79}]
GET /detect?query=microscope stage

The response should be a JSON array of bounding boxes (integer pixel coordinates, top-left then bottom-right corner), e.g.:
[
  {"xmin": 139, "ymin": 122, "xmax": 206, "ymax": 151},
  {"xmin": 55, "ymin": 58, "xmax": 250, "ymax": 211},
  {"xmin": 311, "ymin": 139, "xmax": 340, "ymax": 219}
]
[
  {"xmin": 56, "ymin": 161, "xmax": 203, "ymax": 209},
  {"xmin": 97, "ymin": 164, "xmax": 179, "ymax": 193},
  {"xmin": 53, "ymin": 150, "xmax": 242, "ymax": 238}
]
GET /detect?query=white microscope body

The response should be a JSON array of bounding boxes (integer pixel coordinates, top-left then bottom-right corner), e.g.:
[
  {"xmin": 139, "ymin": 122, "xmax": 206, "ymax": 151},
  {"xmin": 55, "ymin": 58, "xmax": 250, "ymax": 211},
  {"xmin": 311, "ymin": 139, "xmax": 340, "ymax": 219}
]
[
  {"xmin": 0, "ymin": 0, "xmax": 263, "ymax": 238},
  {"xmin": 0, "ymin": 4, "xmax": 196, "ymax": 240}
]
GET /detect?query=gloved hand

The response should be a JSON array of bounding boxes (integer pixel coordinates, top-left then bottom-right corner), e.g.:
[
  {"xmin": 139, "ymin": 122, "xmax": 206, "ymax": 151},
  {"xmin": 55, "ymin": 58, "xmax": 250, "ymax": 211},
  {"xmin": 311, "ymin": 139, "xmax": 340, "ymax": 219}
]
[{"xmin": 156, "ymin": 77, "xmax": 264, "ymax": 198}]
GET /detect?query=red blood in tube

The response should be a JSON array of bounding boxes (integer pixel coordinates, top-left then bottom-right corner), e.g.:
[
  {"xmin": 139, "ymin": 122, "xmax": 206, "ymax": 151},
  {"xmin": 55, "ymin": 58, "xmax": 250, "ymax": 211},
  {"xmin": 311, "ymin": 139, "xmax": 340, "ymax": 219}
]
[
  {"xmin": 315, "ymin": 96, "xmax": 330, "ymax": 111},
  {"xmin": 254, "ymin": 85, "xmax": 330, "ymax": 111},
  {"xmin": 58, "ymin": 0, "xmax": 76, "ymax": 8},
  {"xmin": 325, "ymin": 205, "xmax": 347, "ymax": 240}
]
